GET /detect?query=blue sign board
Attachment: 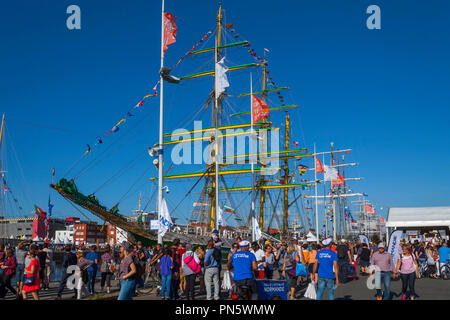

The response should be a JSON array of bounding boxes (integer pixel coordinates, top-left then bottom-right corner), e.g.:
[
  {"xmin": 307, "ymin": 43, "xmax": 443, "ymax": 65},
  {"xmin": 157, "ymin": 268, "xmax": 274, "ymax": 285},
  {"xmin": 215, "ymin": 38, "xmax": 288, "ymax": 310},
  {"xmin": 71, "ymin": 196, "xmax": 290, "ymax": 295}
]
[{"xmin": 256, "ymin": 280, "xmax": 288, "ymax": 300}]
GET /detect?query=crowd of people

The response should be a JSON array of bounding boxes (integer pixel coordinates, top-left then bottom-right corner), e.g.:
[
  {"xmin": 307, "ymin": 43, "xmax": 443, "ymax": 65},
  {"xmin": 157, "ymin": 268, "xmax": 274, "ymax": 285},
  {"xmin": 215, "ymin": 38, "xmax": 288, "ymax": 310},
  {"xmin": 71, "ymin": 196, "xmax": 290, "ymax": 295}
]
[{"xmin": 0, "ymin": 233, "xmax": 450, "ymax": 301}]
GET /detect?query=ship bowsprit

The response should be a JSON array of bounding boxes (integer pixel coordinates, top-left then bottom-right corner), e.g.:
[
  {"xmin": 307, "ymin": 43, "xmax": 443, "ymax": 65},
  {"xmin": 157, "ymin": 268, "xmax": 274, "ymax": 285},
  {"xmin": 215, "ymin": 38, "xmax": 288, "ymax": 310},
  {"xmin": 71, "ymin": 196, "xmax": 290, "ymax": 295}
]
[{"xmin": 50, "ymin": 184, "xmax": 156, "ymax": 243}]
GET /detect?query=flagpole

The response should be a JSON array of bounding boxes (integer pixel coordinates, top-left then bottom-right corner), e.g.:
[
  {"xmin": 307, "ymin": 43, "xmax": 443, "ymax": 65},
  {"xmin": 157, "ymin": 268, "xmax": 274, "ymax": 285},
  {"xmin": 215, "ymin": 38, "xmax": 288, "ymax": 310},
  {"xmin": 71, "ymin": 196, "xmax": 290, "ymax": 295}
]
[
  {"xmin": 314, "ymin": 144, "xmax": 319, "ymax": 244},
  {"xmin": 214, "ymin": 38, "xmax": 220, "ymax": 232},
  {"xmin": 157, "ymin": 0, "xmax": 165, "ymax": 245},
  {"xmin": 250, "ymin": 73, "xmax": 255, "ymax": 242}
]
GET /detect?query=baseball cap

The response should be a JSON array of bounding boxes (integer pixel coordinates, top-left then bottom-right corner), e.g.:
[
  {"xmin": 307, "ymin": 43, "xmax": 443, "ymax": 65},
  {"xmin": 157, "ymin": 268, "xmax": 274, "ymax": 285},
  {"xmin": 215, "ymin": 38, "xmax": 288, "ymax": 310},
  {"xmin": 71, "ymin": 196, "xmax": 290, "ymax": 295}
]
[
  {"xmin": 322, "ymin": 238, "xmax": 332, "ymax": 246},
  {"xmin": 378, "ymin": 242, "xmax": 385, "ymax": 248},
  {"xmin": 120, "ymin": 241, "xmax": 133, "ymax": 252},
  {"xmin": 239, "ymin": 240, "xmax": 250, "ymax": 248}
]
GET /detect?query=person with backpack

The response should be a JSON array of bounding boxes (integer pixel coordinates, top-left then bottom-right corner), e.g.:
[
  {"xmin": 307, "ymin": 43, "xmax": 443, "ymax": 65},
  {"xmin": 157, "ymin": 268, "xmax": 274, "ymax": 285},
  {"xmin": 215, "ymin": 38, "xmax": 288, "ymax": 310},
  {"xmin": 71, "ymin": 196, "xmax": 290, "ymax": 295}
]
[
  {"xmin": 169, "ymin": 239, "xmax": 182, "ymax": 300},
  {"xmin": 100, "ymin": 244, "xmax": 115, "ymax": 294},
  {"xmin": 204, "ymin": 239, "xmax": 220, "ymax": 300},
  {"xmin": 370, "ymin": 242, "xmax": 396, "ymax": 300},
  {"xmin": 136, "ymin": 241, "xmax": 147, "ymax": 290},
  {"xmin": 282, "ymin": 243, "xmax": 301, "ymax": 300},
  {"xmin": 55, "ymin": 245, "xmax": 77, "ymax": 300},
  {"xmin": 357, "ymin": 243, "xmax": 371, "ymax": 275},
  {"xmin": 181, "ymin": 244, "xmax": 200, "ymax": 300},
  {"xmin": 118, "ymin": 241, "xmax": 137, "ymax": 300},
  {"xmin": 336, "ymin": 239, "xmax": 353, "ymax": 283},
  {"xmin": 313, "ymin": 238, "xmax": 339, "ymax": 300},
  {"xmin": 396, "ymin": 244, "xmax": 419, "ymax": 300}
]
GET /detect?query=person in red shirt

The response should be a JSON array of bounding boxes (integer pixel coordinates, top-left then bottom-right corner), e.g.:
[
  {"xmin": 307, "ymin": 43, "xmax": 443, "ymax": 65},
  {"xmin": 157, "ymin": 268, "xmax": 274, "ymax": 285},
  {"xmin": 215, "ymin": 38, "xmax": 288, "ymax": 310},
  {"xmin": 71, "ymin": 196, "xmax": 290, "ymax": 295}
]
[{"xmin": 22, "ymin": 248, "xmax": 40, "ymax": 300}]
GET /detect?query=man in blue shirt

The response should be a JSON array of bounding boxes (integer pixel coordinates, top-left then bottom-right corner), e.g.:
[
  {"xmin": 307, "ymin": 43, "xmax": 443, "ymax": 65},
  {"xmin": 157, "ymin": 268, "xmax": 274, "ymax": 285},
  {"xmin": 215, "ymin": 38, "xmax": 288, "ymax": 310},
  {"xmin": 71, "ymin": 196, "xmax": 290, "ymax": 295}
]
[
  {"xmin": 227, "ymin": 240, "xmax": 257, "ymax": 300},
  {"xmin": 313, "ymin": 238, "xmax": 339, "ymax": 300},
  {"xmin": 85, "ymin": 245, "xmax": 98, "ymax": 295},
  {"xmin": 438, "ymin": 241, "xmax": 450, "ymax": 267},
  {"xmin": 204, "ymin": 239, "xmax": 220, "ymax": 300}
]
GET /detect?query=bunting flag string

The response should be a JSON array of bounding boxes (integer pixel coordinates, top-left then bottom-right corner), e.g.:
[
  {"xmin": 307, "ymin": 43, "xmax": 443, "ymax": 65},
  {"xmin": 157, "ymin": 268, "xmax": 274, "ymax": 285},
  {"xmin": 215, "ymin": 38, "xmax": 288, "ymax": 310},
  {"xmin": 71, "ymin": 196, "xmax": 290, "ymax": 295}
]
[
  {"xmin": 227, "ymin": 25, "xmax": 286, "ymax": 106},
  {"xmin": 79, "ymin": 29, "xmax": 213, "ymax": 157}
]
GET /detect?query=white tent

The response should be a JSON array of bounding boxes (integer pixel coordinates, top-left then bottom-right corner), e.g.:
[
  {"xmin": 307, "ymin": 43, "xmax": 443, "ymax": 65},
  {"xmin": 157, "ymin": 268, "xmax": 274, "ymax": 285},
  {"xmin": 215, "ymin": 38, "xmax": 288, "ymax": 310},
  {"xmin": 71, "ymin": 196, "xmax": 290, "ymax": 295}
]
[{"xmin": 386, "ymin": 207, "xmax": 450, "ymax": 228}]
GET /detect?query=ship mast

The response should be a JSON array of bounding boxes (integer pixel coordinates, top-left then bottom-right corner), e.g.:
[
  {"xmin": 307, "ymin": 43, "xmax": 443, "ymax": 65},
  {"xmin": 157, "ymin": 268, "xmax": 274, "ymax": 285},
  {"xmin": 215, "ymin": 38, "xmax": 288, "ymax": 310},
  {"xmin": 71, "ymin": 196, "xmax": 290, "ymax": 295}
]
[
  {"xmin": 282, "ymin": 112, "xmax": 290, "ymax": 235},
  {"xmin": 258, "ymin": 51, "xmax": 269, "ymax": 230},
  {"xmin": 210, "ymin": 4, "xmax": 223, "ymax": 231},
  {"xmin": 157, "ymin": 0, "xmax": 166, "ymax": 244}
]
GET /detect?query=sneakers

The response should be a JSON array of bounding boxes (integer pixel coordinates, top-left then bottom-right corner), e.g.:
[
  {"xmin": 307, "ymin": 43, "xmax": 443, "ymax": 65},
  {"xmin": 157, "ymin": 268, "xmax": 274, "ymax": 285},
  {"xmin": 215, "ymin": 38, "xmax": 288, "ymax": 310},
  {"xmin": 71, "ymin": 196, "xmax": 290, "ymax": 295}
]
[
  {"xmin": 377, "ymin": 296, "xmax": 382, "ymax": 300},
  {"xmin": 401, "ymin": 295, "xmax": 406, "ymax": 300}
]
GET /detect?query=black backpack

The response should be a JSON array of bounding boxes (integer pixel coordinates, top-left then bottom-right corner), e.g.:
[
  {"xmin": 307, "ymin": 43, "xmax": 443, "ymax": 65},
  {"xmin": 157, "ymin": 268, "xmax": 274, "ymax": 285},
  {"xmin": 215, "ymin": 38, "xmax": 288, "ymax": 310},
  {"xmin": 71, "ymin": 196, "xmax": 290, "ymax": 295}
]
[
  {"xmin": 359, "ymin": 248, "xmax": 370, "ymax": 261},
  {"xmin": 212, "ymin": 248, "xmax": 221, "ymax": 264},
  {"xmin": 337, "ymin": 245, "xmax": 348, "ymax": 260},
  {"xmin": 131, "ymin": 255, "xmax": 145, "ymax": 279}
]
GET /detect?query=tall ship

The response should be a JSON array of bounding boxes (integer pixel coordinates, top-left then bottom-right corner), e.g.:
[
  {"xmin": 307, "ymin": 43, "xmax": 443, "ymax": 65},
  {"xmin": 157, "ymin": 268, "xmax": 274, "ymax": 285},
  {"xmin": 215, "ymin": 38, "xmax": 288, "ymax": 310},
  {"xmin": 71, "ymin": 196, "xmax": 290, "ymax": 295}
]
[{"xmin": 51, "ymin": 2, "xmax": 380, "ymax": 246}]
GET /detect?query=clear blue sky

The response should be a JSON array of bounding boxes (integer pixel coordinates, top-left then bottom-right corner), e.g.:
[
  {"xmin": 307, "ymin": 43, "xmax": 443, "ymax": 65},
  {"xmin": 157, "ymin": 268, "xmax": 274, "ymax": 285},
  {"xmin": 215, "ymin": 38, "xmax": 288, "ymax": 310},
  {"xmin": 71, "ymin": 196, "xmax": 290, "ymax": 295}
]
[{"xmin": 0, "ymin": 0, "xmax": 449, "ymax": 228}]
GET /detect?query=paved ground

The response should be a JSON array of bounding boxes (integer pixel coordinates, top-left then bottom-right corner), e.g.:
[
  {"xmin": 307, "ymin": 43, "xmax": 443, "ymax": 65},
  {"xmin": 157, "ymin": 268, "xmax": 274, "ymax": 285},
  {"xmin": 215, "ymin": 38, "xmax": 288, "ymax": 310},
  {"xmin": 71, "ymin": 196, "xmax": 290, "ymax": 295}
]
[{"xmin": 4, "ymin": 270, "xmax": 450, "ymax": 300}]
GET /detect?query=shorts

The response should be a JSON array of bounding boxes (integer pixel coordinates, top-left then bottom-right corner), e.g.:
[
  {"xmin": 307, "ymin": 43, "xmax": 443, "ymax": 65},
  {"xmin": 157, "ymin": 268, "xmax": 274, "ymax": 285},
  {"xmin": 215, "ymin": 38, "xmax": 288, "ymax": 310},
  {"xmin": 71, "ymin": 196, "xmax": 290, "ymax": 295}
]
[
  {"xmin": 234, "ymin": 278, "xmax": 257, "ymax": 294},
  {"xmin": 16, "ymin": 264, "xmax": 25, "ymax": 283},
  {"xmin": 307, "ymin": 263, "xmax": 315, "ymax": 274},
  {"xmin": 289, "ymin": 275, "xmax": 298, "ymax": 288},
  {"xmin": 360, "ymin": 260, "xmax": 370, "ymax": 268}
]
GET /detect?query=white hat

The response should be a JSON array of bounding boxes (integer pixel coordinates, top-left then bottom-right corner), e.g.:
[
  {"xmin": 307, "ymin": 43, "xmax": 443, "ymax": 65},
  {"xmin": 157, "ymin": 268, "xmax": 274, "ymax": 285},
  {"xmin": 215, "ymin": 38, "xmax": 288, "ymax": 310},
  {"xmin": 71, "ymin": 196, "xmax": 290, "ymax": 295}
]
[
  {"xmin": 340, "ymin": 239, "xmax": 347, "ymax": 243},
  {"xmin": 239, "ymin": 240, "xmax": 250, "ymax": 247},
  {"xmin": 322, "ymin": 238, "xmax": 332, "ymax": 246},
  {"xmin": 378, "ymin": 242, "xmax": 385, "ymax": 248}
]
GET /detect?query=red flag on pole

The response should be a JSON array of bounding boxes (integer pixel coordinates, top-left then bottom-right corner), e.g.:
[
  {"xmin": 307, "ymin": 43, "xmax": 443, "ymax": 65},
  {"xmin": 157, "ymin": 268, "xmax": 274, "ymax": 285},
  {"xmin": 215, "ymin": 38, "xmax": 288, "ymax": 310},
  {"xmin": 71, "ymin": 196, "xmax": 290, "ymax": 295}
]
[
  {"xmin": 315, "ymin": 157, "xmax": 325, "ymax": 174},
  {"xmin": 364, "ymin": 203, "xmax": 375, "ymax": 215},
  {"xmin": 252, "ymin": 95, "xmax": 269, "ymax": 123},
  {"xmin": 331, "ymin": 174, "xmax": 345, "ymax": 186},
  {"xmin": 163, "ymin": 12, "xmax": 178, "ymax": 57}
]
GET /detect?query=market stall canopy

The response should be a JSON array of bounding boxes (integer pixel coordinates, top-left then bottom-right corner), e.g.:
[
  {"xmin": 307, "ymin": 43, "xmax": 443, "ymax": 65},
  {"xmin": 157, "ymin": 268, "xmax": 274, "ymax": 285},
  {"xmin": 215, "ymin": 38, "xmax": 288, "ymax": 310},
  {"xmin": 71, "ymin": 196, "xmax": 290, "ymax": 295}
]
[{"xmin": 386, "ymin": 207, "xmax": 450, "ymax": 228}]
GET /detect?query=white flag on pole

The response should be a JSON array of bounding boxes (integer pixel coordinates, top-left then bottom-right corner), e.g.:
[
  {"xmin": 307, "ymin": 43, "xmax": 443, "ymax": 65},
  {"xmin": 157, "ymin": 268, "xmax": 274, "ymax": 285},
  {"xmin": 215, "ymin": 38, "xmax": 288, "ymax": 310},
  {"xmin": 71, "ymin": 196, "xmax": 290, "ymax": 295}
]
[
  {"xmin": 215, "ymin": 57, "xmax": 229, "ymax": 96},
  {"xmin": 252, "ymin": 216, "xmax": 262, "ymax": 240},
  {"xmin": 158, "ymin": 197, "xmax": 173, "ymax": 237},
  {"xmin": 217, "ymin": 206, "xmax": 227, "ymax": 227},
  {"xmin": 323, "ymin": 164, "xmax": 338, "ymax": 182}
]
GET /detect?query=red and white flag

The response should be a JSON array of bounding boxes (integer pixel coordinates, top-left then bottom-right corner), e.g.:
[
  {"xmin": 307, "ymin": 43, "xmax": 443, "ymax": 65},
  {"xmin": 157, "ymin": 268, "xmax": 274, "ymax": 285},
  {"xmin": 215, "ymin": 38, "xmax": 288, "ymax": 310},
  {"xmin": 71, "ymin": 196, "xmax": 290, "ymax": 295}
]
[
  {"xmin": 163, "ymin": 12, "xmax": 178, "ymax": 57},
  {"xmin": 331, "ymin": 173, "xmax": 345, "ymax": 186},
  {"xmin": 315, "ymin": 157, "xmax": 325, "ymax": 174},
  {"xmin": 293, "ymin": 141, "xmax": 299, "ymax": 147},
  {"xmin": 364, "ymin": 203, "xmax": 375, "ymax": 215},
  {"xmin": 252, "ymin": 95, "xmax": 269, "ymax": 123}
]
